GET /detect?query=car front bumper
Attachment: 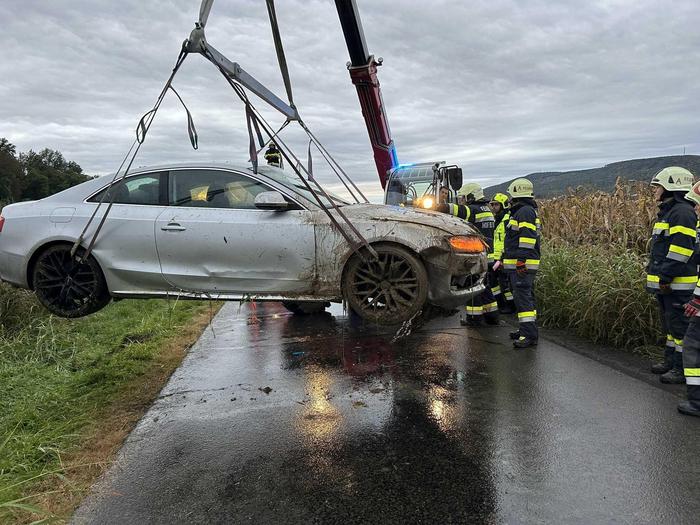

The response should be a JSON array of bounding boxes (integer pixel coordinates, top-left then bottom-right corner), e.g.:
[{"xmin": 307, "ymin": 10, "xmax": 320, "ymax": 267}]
[{"xmin": 423, "ymin": 249, "xmax": 488, "ymax": 310}]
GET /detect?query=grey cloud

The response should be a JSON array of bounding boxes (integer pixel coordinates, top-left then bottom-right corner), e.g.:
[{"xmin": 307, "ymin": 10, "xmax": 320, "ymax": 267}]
[{"xmin": 2, "ymin": 0, "xmax": 700, "ymax": 197}]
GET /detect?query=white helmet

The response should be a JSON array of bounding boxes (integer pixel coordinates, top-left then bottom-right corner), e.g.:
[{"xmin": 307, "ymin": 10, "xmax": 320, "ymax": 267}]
[
  {"xmin": 507, "ymin": 178, "xmax": 534, "ymax": 198},
  {"xmin": 457, "ymin": 183, "xmax": 484, "ymax": 201},
  {"xmin": 650, "ymin": 166, "xmax": 694, "ymax": 192}
]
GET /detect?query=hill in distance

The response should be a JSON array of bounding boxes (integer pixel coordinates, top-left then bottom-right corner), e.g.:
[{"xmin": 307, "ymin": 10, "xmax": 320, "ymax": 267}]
[{"xmin": 484, "ymin": 155, "xmax": 700, "ymax": 199}]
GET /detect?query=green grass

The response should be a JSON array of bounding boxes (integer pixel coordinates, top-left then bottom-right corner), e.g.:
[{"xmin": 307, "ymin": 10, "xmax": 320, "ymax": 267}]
[
  {"xmin": 0, "ymin": 285, "xmax": 213, "ymax": 522},
  {"xmin": 536, "ymin": 243, "xmax": 661, "ymax": 352}
]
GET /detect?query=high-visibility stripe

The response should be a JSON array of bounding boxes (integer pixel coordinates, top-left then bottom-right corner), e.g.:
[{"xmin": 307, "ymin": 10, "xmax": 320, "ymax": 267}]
[
  {"xmin": 684, "ymin": 368, "xmax": 700, "ymax": 376},
  {"xmin": 504, "ymin": 293, "xmax": 514, "ymax": 301},
  {"xmin": 483, "ymin": 302, "xmax": 499, "ymax": 313},
  {"xmin": 653, "ymin": 222, "xmax": 670, "ymax": 236},
  {"xmin": 674, "ymin": 337, "xmax": 684, "ymax": 352},
  {"xmin": 669, "ymin": 225, "xmax": 696, "ymax": 238},
  {"xmin": 519, "ymin": 221, "xmax": 537, "ymax": 231},
  {"xmin": 669, "ymin": 244, "xmax": 694, "ymax": 257},
  {"xmin": 507, "ymin": 219, "xmax": 519, "ymax": 230},
  {"xmin": 518, "ymin": 310, "xmax": 536, "ymax": 320},
  {"xmin": 666, "ymin": 334, "xmax": 675, "ymax": 348},
  {"xmin": 646, "ymin": 274, "xmax": 698, "ymax": 291},
  {"xmin": 687, "ymin": 377, "xmax": 700, "ymax": 385},
  {"xmin": 491, "ymin": 286, "xmax": 502, "ymax": 295},
  {"xmin": 475, "ymin": 212, "xmax": 494, "ymax": 220},
  {"xmin": 519, "ymin": 237, "xmax": 537, "ymax": 248},
  {"xmin": 669, "ymin": 245, "xmax": 694, "ymax": 256},
  {"xmin": 504, "ymin": 258, "xmax": 540, "ymax": 271},
  {"xmin": 465, "ymin": 306, "xmax": 483, "ymax": 315},
  {"xmin": 666, "ymin": 251, "xmax": 691, "ymax": 263}
]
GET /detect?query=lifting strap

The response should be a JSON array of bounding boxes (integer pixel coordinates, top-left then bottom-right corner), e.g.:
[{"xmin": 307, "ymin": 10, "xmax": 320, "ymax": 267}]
[
  {"xmin": 72, "ymin": 47, "xmax": 190, "ymax": 262},
  {"xmin": 265, "ymin": 0, "xmax": 296, "ymax": 112}
]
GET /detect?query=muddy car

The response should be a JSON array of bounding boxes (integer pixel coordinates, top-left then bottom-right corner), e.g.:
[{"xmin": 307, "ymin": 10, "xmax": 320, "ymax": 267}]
[{"xmin": 0, "ymin": 164, "xmax": 488, "ymax": 324}]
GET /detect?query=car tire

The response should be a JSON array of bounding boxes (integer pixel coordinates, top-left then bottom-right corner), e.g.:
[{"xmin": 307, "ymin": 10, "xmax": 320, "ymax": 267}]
[
  {"xmin": 32, "ymin": 244, "xmax": 111, "ymax": 318},
  {"xmin": 281, "ymin": 301, "xmax": 329, "ymax": 315},
  {"xmin": 342, "ymin": 244, "xmax": 428, "ymax": 325}
]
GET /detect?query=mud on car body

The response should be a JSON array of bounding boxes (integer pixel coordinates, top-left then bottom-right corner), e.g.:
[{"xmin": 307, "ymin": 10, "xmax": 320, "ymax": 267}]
[{"xmin": 0, "ymin": 163, "xmax": 488, "ymax": 325}]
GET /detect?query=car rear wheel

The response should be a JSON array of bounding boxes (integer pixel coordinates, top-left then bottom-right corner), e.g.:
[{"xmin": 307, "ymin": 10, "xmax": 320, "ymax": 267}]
[
  {"xmin": 281, "ymin": 301, "xmax": 329, "ymax": 315},
  {"xmin": 343, "ymin": 244, "xmax": 428, "ymax": 325},
  {"xmin": 32, "ymin": 245, "xmax": 111, "ymax": 318}
]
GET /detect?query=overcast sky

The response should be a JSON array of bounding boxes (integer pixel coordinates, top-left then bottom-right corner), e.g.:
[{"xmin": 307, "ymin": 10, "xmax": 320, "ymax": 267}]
[{"xmin": 3, "ymin": 0, "xmax": 700, "ymax": 199}]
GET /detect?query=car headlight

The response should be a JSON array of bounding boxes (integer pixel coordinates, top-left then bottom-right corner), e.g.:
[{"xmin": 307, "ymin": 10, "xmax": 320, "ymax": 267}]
[
  {"xmin": 448, "ymin": 235, "xmax": 486, "ymax": 253},
  {"xmin": 421, "ymin": 197, "xmax": 434, "ymax": 209}
]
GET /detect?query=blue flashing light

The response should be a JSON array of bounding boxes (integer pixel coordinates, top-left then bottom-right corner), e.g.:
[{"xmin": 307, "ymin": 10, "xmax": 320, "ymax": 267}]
[{"xmin": 396, "ymin": 162, "xmax": 415, "ymax": 168}]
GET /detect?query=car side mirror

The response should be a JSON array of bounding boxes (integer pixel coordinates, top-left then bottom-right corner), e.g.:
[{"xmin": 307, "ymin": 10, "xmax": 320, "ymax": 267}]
[{"xmin": 254, "ymin": 191, "xmax": 291, "ymax": 211}]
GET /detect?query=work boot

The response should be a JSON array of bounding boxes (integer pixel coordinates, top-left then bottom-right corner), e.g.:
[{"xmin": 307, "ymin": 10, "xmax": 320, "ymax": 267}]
[
  {"xmin": 513, "ymin": 336, "xmax": 537, "ymax": 349},
  {"xmin": 660, "ymin": 368, "xmax": 686, "ymax": 384},
  {"xmin": 661, "ymin": 351, "xmax": 686, "ymax": 384},
  {"xmin": 651, "ymin": 347, "xmax": 674, "ymax": 374},
  {"xmin": 460, "ymin": 316, "xmax": 482, "ymax": 327},
  {"xmin": 677, "ymin": 400, "xmax": 700, "ymax": 417},
  {"xmin": 509, "ymin": 330, "xmax": 521, "ymax": 340}
]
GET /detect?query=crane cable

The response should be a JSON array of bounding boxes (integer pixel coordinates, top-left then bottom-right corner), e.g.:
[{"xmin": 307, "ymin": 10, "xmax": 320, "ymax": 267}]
[
  {"xmin": 71, "ymin": 46, "xmax": 191, "ymax": 262},
  {"xmin": 264, "ymin": 0, "xmax": 369, "ymax": 204}
]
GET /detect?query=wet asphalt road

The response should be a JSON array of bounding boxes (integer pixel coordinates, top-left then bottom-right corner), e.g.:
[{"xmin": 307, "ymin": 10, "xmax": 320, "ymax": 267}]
[{"xmin": 74, "ymin": 302, "xmax": 700, "ymax": 524}]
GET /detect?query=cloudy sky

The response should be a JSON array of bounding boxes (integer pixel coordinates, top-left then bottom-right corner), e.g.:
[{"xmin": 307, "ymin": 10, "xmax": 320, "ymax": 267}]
[{"xmin": 3, "ymin": 0, "xmax": 700, "ymax": 200}]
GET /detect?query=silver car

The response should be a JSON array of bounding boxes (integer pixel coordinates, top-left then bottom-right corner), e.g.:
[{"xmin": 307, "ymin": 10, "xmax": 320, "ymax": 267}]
[{"xmin": 0, "ymin": 163, "xmax": 487, "ymax": 324}]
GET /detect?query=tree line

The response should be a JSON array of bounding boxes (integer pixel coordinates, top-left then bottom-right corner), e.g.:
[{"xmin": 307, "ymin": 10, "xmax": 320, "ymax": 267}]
[{"xmin": 0, "ymin": 137, "xmax": 91, "ymax": 205}]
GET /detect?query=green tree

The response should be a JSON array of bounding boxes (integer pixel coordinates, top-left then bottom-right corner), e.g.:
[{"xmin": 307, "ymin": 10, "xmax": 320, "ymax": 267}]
[
  {"xmin": 19, "ymin": 148, "xmax": 90, "ymax": 200},
  {"xmin": 0, "ymin": 138, "xmax": 23, "ymax": 203}
]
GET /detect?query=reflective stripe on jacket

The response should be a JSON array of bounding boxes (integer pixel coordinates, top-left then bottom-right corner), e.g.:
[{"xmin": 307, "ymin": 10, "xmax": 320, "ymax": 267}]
[
  {"xmin": 646, "ymin": 197, "xmax": 697, "ymax": 293},
  {"xmin": 493, "ymin": 211, "xmax": 510, "ymax": 261},
  {"xmin": 503, "ymin": 198, "xmax": 541, "ymax": 272}
]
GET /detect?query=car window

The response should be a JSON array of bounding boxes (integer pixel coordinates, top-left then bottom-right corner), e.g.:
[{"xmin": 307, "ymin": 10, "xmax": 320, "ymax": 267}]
[
  {"xmin": 255, "ymin": 166, "xmax": 349, "ymax": 208},
  {"xmin": 88, "ymin": 172, "xmax": 166, "ymax": 205},
  {"xmin": 169, "ymin": 169, "xmax": 276, "ymax": 209}
]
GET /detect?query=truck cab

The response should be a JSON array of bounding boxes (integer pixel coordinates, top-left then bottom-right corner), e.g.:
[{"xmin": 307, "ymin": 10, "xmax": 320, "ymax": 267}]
[{"xmin": 384, "ymin": 162, "xmax": 463, "ymax": 209}]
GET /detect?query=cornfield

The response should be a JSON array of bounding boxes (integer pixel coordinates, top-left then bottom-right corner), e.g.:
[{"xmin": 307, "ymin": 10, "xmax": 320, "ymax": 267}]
[
  {"xmin": 536, "ymin": 180, "xmax": 663, "ymax": 351},
  {"xmin": 540, "ymin": 179, "xmax": 657, "ymax": 255}
]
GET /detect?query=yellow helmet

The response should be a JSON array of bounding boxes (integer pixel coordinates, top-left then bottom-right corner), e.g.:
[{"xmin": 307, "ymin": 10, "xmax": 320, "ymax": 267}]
[
  {"xmin": 685, "ymin": 180, "xmax": 700, "ymax": 206},
  {"xmin": 490, "ymin": 192, "xmax": 510, "ymax": 209},
  {"xmin": 457, "ymin": 182, "xmax": 484, "ymax": 201},
  {"xmin": 507, "ymin": 178, "xmax": 534, "ymax": 198},
  {"xmin": 651, "ymin": 166, "xmax": 694, "ymax": 192}
]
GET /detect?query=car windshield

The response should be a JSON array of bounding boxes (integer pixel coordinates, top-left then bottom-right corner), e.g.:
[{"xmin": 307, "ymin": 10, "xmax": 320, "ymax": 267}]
[
  {"xmin": 385, "ymin": 165, "xmax": 437, "ymax": 207},
  {"xmin": 254, "ymin": 166, "xmax": 349, "ymax": 208}
]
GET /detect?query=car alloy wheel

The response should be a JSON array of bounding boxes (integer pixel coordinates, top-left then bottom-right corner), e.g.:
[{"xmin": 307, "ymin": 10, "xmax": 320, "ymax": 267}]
[
  {"xmin": 33, "ymin": 245, "xmax": 111, "ymax": 318},
  {"xmin": 343, "ymin": 244, "xmax": 428, "ymax": 325}
]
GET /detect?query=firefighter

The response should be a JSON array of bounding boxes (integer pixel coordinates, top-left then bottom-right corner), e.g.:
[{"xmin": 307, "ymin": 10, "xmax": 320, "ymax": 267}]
[
  {"xmin": 264, "ymin": 143, "xmax": 282, "ymax": 168},
  {"xmin": 457, "ymin": 183, "xmax": 499, "ymax": 325},
  {"xmin": 501, "ymin": 178, "xmax": 540, "ymax": 348},
  {"xmin": 679, "ymin": 180, "xmax": 700, "ymax": 416},
  {"xmin": 490, "ymin": 192, "xmax": 515, "ymax": 314},
  {"xmin": 647, "ymin": 167, "xmax": 697, "ymax": 384}
]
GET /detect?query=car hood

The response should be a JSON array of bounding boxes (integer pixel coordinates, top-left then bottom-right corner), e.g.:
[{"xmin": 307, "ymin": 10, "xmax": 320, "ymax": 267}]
[{"xmin": 334, "ymin": 204, "xmax": 477, "ymax": 236}]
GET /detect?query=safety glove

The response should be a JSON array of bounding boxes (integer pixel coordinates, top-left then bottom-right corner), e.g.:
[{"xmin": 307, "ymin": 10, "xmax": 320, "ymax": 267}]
[
  {"xmin": 516, "ymin": 260, "xmax": 527, "ymax": 276},
  {"xmin": 685, "ymin": 297, "xmax": 700, "ymax": 317}
]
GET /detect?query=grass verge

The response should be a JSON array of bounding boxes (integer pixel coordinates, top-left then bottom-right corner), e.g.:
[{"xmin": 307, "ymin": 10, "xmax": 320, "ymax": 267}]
[
  {"xmin": 0, "ymin": 290, "xmax": 220, "ymax": 523},
  {"xmin": 536, "ymin": 243, "xmax": 661, "ymax": 352}
]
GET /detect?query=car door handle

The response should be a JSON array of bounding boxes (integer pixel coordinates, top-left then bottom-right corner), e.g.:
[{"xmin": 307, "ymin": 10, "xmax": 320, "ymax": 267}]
[{"xmin": 161, "ymin": 222, "xmax": 186, "ymax": 232}]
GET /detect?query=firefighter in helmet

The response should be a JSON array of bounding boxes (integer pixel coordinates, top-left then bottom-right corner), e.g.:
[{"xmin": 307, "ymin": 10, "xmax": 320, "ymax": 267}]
[
  {"xmin": 499, "ymin": 178, "xmax": 540, "ymax": 348},
  {"xmin": 264, "ymin": 143, "xmax": 282, "ymax": 168},
  {"xmin": 456, "ymin": 183, "xmax": 499, "ymax": 325},
  {"xmin": 490, "ymin": 192, "xmax": 515, "ymax": 314},
  {"xmin": 647, "ymin": 167, "xmax": 697, "ymax": 384},
  {"xmin": 677, "ymin": 179, "xmax": 700, "ymax": 416}
]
